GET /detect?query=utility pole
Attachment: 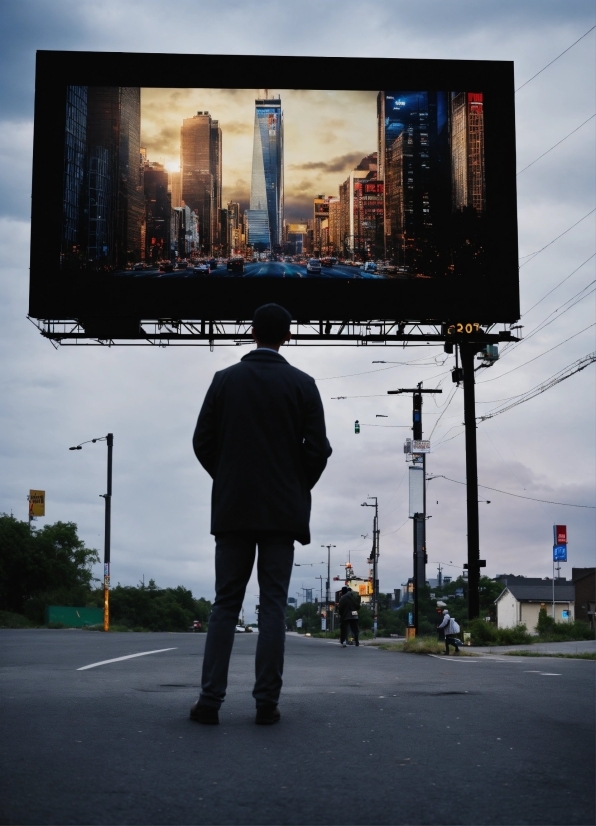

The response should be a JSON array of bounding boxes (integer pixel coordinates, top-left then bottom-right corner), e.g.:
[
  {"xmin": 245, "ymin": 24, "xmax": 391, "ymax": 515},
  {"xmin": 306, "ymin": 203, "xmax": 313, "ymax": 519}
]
[
  {"xmin": 459, "ymin": 345, "xmax": 483, "ymax": 619},
  {"xmin": 361, "ymin": 498, "xmax": 379, "ymax": 635},
  {"xmin": 388, "ymin": 384, "xmax": 441, "ymax": 635},
  {"xmin": 321, "ymin": 544, "xmax": 336, "ymax": 637}
]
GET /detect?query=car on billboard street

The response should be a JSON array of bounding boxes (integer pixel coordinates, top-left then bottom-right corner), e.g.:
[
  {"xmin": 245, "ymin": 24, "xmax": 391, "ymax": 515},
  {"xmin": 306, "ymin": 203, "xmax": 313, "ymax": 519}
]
[
  {"xmin": 192, "ymin": 263, "xmax": 210, "ymax": 275},
  {"xmin": 227, "ymin": 257, "xmax": 244, "ymax": 274},
  {"xmin": 306, "ymin": 258, "xmax": 322, "ymax": 274}
]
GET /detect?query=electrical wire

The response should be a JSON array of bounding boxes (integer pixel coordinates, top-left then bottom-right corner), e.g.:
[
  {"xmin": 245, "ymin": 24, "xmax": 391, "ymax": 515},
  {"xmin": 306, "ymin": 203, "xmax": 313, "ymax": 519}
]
[
  {"xmin": 517, "ymin": 114, "xmax": 595, "ymax": 175},
  {"xmin": 428, "ymin": 474, "xmax": 595, "ymax": 509},
  {"xmin": 428, "ymin": 385, "xmax": 458, "ymax": 440},
  {"xmin": 519, "ymin": 209, "xmax": 595, "ymax": 266},
  {"xmin": 522, "ymin": 253, "xmax": 595, "ymax": 317},
  {"xmin": 478, "ymin": 353, "xmax": 595, "ymax": 421},
  {"xmin": 515, "ymin": 25, "xmax": 596, "ymax": 92},
  {"xmin": 500, "ymin": 281, "xmax": 595, "ymax": 357},
  {"xmin": 477, "ymin": 323, "xmax": 595, "ymax": 383}
]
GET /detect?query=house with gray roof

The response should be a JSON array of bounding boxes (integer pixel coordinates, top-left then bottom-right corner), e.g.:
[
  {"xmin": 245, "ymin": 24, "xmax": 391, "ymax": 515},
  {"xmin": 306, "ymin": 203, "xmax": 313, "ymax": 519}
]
[{"xmin": 495, "ymin": 582, "xmax": 575, "ymax": 631}]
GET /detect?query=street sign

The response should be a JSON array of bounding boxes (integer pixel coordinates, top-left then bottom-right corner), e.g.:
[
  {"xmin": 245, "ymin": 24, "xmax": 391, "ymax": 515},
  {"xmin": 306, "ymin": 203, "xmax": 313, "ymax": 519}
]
[
  {"xmin": 553, "ymin": 545, "xmax": 567, "ymax": 562},
  {"xmin": 29, "ymin": 490, "xmax": 45, "ymax": 517},
  {"xmin": 409, "ymin": 466, "xmax": 424, "ymax": 517},
  {"xmin": 412, "ymin": 439, "xmax": 430, "ymax": 453},
  {"xmin": 554, "ymin": 525, "xmax": 567, "ymax": 545}
]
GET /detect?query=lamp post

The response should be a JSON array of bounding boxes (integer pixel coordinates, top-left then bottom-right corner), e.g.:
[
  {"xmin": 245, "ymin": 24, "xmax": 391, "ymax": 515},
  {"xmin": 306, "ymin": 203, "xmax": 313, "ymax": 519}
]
[
  {"xmin": 321, "ymin": 544, "xmax": 336, "ymax": 636},
  {"xmin": 69, "ymin": 433, "xmax": 113, "ymax": 631},
  {"xmin": 361, "ymin": 497, "xmax": 379, "ymax": 635}
]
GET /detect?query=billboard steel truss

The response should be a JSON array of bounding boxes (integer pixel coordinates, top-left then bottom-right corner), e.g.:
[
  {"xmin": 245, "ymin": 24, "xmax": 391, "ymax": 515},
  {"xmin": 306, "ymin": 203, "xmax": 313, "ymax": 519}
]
[{"xmin": 31, "ymin": 317, "xmax": 517, "ymax": 348}]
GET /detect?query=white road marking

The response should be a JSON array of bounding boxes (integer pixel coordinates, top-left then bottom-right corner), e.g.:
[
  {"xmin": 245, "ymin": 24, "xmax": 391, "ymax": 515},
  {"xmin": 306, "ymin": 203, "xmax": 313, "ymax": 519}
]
[
  {"xmin": 77, "ymin": 648, "xmax": 177, "ymax": 670},
  {"xmin": 427, "ymin": 654, "xmax": 479, "ymax": 661},
  {"xmin": 524, "ymin": 670, "xmax": 562, "ymax": 676}
]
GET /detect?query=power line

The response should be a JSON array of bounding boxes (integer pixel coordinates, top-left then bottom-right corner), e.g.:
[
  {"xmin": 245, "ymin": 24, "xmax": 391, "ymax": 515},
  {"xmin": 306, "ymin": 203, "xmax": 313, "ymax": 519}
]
[
  {"xmin": 502, "ymin": 282, "xmax": 595, "ymax": 356},
  {"xmin": 517, "ymin": 114, "xmax": 595, "ymax": 175},
  {"xmin": 478, "ymin": 353, "xmax": 595, "ymax": 421},
  {"xmin": 522, "ymin": 253, "xmax": 595, "ymax": 317},
  {"xmin": 519, "ymin": 209, "xmax": 595, "ymax": 266},
  {"xmin": 428, "ymin": 474, "xmax": 595, "ymax": 509},
  {"xmin": 515, "ymin": 25, "xmax": 596, "ymax": 92},
  {"xmin": 477, "ymin": 322, "xmax": 595, "ymax": 383}
]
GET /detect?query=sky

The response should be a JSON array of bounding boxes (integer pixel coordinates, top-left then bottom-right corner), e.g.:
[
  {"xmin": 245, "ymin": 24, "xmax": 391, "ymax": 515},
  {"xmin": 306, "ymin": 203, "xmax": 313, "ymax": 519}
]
[
  {"xmin": 0, "ymin": 0, "xmax": 594, "ymax": 620},
  {"xmin": 141, "ymin": 87, "xmax": 378, "ymax": 220}
]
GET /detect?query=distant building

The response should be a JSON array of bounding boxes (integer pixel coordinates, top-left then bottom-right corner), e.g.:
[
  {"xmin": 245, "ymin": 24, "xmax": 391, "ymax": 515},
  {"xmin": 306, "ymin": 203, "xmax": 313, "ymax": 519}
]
[
  {"xmin": 84, "ymin": 86, "xmax": 144, "ymax": 270},
  {"xmin": 379, "ymin": 91, "xmax": 450, "ymax": 273},
  {"xmin": 572, "ymin": 568, "xmax": 595, "ymax": 629},
  {"xmin": 168, "ymin": 170, "xmax": 181, "ymax": 209},
  {"xmin": 247, "ymin": 96, "xmax": 283, "ymax": 250},
  {"xmin": 495, "ymin": 582, "xmax": 575, "ymax": 631},
  {"xmin": 61, "ymin": 85, "xmax": 88, "ymax": 269},
  {"xmin": 144, "ymin": 161, "xmax": 171, "ymax": 264},
  {"xmin": 451, "ymin": 92, "xmax": 485, "ymax": 213},
  {"xmin": 338, "ymin": 154, "xmax": 378, "ymax": 259},
  {"xmin": 181, "ymin": 111, "xmax": 222, "ymax": 254}
]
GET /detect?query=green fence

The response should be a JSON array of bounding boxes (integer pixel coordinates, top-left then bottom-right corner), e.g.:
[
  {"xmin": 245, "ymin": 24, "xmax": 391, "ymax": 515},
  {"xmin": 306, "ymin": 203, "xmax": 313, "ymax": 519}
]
[{"xmin": 45, "ymin": 606, "xmax": 103, "ymax": 627}]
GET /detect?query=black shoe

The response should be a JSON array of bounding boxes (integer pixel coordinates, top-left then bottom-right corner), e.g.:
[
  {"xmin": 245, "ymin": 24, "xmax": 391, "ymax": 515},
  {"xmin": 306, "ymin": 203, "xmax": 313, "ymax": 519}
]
[
  {"xmin": 190, "ymin": 701, "xmax": 219, "ymax": 724},
  {"xmin": 255, "ymin": 705, "xmax": 281, "ymax": 725}
]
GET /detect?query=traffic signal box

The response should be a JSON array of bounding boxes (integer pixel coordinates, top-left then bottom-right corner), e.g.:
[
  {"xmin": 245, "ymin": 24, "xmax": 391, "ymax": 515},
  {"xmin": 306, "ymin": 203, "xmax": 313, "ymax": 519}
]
[
  {"xmin": 413, "ymin": 396, "xmax": 422, "ymax": 440},
  {"xmin": 354, "ymin": 420, "xmax": 360, "ymax": 434}
]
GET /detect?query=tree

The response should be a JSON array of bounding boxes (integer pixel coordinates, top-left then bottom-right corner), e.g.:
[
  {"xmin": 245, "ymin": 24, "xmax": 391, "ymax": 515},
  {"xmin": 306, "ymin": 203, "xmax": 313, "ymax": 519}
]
[{"xmin": 0, "ymin": 515, "xmax": 99, "ymax": 620}]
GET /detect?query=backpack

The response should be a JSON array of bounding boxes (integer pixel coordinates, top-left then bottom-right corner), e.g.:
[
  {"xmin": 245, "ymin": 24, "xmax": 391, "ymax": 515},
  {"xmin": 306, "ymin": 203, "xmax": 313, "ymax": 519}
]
[{"xmin": 451, "ymin": 619, "xmax": 460, "ymax": 634}]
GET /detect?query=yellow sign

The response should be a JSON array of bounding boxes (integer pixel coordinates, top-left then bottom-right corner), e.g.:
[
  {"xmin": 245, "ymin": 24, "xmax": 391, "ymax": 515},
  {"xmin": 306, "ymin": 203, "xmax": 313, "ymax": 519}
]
[
  {"xmin": 287, "ymin": 223, "xmax": 308, "ymax": 234},
  {"xmin": 29, "ymin": 490, "xmax": 45, "ymax": 517}
]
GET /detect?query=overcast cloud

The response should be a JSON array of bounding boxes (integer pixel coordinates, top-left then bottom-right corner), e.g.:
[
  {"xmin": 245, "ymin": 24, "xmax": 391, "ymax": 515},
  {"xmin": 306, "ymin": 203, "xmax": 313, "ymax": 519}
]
[{"xmin": 0, "ymin": 0, "xmax": 594, "ymax": 619}]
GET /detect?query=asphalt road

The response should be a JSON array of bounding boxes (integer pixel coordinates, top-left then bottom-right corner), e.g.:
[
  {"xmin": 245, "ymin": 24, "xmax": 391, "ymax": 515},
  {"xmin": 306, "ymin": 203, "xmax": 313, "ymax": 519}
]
[
  {"xmin": 1, "ymin": 630, "xmax": 594, "ymax": 826},
  {"xmin": 117, "ymin": 262, "xmax": 388, "ymax": 280}
]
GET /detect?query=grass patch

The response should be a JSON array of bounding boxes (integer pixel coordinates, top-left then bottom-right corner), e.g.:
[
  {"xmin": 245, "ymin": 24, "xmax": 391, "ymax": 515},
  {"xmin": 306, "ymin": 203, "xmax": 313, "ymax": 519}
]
[
  {"xmin": 503, "ymin": 650, "xmax": 596, "ymax": 660},
  {"xmin": 373, "ymin": 636, "xmax": 478, "ymax": 655}
]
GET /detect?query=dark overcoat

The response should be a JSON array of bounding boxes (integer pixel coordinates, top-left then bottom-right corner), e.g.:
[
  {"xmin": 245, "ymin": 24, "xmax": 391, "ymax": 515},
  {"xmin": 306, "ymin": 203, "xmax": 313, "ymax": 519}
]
[{"xmin": 193, "ymin": 349, "xmax": 332, "ymax": 544}]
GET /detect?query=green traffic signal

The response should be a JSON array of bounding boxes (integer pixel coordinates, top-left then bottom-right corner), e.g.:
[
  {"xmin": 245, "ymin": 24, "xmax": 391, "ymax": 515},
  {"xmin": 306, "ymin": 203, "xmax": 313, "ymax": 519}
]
[{"xmin": 354, "ymin": 420, "xmax": 360, "ymax": 434}]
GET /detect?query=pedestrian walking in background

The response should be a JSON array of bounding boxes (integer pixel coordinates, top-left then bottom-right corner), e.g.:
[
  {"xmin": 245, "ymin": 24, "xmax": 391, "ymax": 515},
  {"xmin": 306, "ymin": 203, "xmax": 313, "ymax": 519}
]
[
  {"xmin": 191, "ymin": 303, "xmax": 332, "ymax": 725},
  {"xmin": 437, "ymin": 608, "xmax": 462, "ymax": 655},
  {"xmin": 337, "ymin": 585, "xmax": 361, "ymax": 647}
]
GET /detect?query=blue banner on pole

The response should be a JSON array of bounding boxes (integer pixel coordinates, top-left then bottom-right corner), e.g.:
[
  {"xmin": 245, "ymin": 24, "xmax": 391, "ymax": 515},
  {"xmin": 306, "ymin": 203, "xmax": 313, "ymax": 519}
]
[{"xmin": 553, "ymin": 544, "xmax": 567, "ymax": 562}]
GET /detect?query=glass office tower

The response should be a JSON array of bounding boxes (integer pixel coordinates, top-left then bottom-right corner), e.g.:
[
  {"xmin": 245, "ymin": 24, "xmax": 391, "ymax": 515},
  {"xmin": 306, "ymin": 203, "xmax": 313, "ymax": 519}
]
[{"xmin": 247, "ymin": 97, "xmax": 284, "ymax": 250}]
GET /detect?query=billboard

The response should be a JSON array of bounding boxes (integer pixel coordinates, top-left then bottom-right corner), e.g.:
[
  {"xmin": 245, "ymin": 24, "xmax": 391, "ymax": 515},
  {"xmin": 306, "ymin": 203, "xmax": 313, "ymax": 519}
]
[{"xmin": 30, "ymin": 52, "xmax": 519, "ymax": 335}]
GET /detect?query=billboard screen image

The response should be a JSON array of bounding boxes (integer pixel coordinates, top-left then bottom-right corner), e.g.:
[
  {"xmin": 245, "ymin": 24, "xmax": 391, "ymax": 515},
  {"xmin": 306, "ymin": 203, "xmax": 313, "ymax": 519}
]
[{"xmin": 30, "ymin": 53, "xmax": 518, "ymax": 330}]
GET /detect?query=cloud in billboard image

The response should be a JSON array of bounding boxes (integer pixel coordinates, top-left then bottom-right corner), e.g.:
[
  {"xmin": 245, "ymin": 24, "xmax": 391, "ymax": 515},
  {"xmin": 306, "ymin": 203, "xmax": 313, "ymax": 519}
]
[{"xmin": 59, "ymin": 87, "xmax": 487, "ymax": 283}]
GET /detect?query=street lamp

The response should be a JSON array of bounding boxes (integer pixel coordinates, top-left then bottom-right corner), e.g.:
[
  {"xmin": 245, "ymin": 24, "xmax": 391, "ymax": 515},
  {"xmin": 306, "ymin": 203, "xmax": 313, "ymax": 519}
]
[
  {"xmin": 361, "ymin": 497, "xmax": 379, "ymax": 635},
  {"xmin": 69, "ymin": 433, "xmax": 113, "ymax": 631}
]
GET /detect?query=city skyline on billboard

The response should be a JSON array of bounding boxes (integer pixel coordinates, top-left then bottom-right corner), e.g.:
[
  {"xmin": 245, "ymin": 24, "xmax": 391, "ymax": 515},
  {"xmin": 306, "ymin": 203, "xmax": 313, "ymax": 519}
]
[
  {"xmin": 60, "ymin": 86, "xmax": 487, "ymax": 283},
  {"xmin": 30, "ymin": 51, "xmax": 519, "ymax": 328}
]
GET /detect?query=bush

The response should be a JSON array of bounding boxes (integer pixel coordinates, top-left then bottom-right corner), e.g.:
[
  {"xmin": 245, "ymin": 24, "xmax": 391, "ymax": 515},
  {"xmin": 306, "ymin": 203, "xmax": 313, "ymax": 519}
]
[
  {"xmin": 536, "ymin": 608, "xmax": 594, "ymax": 641},
  {"xmin": 468, "ymin": 618, "xmax": 498, "ymax": 645},
  {"xmin": 0, "ymin": 610, "xmax": 33, "ymax": 628},
  {"xmin": 468, "ymin": 619, "xmax": 532, "ymax": 646}
]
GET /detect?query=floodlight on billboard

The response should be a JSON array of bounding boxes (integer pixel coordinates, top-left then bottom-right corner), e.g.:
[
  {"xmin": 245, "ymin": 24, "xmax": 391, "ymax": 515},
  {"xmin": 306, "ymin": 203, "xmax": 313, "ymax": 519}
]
[{"xmin": 30, "ymin": 51, "xmax": 519, "ymax": 343}]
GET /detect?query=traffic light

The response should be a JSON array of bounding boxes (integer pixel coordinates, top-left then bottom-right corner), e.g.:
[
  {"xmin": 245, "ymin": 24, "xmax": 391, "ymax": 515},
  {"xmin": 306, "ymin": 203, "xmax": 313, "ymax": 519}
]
[
  {"xmin": 354, "ymin": 420, "xmax": 360, "ymax": 434},
  {"xmin": 412, "ymin": 395, "xmax": 422, "ymax": 440}
]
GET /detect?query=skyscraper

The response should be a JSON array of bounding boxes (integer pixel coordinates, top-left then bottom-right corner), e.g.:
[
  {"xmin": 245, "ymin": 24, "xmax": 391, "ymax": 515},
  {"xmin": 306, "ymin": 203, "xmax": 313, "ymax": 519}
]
[
  {"xmin": 247, "ymin": 97, "xmax": 283, "ymax": 250},
  {"xmin": 450, "ymin": 92, "xmax": 485, "ymax": 213},
  {"xmin": 143, "ymin": 161, "xmax": 171, "ymax": 264},
  {"xmin": 378, "ymin": 91, "xmax": 450, "ymax": 272},
  {"xmin": 61, "ymin": 85, "xmax": 87, "ymax": 269},
  {"xmin": 180, "ymin": 111, "xmax": 222, "ymax": 254},
  {"xmin": 84, "ymin": 86, "xmax": 144, "ymax": 270}
]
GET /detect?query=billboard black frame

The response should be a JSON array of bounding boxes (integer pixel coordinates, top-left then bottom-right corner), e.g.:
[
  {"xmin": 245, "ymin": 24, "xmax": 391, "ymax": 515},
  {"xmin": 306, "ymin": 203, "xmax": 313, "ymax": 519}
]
[{"xmin": 30, "ymin": 50, "xmax": 519, "ymax": 335}]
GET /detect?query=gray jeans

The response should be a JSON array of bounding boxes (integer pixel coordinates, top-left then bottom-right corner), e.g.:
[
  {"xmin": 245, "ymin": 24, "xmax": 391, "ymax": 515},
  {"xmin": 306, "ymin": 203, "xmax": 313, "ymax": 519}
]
[{"xmin": 200, "ymin": 531, "xmax": 294, "ymax": 709}]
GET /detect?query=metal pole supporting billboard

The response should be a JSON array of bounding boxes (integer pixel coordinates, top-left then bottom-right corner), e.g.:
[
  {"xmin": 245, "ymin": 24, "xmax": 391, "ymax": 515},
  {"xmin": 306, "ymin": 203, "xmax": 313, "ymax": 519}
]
[
  {"xmin": 361, "ymin": 498, "xmax": 378, "ymax": 634},
  {"xmin": 460, "ymin": 345, "xmax": 482, "ymax": 619}
]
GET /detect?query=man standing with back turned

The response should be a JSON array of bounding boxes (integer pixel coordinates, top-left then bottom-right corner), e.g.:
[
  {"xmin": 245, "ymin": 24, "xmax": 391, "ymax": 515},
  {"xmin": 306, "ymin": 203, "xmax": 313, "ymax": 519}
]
[{"xmin": 191, "ymin": 304, "xmax": 332, "ymax": 725}]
